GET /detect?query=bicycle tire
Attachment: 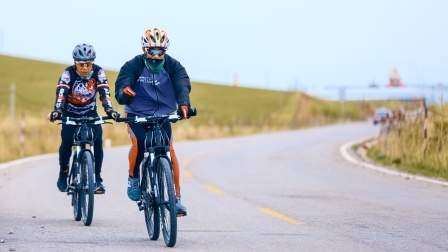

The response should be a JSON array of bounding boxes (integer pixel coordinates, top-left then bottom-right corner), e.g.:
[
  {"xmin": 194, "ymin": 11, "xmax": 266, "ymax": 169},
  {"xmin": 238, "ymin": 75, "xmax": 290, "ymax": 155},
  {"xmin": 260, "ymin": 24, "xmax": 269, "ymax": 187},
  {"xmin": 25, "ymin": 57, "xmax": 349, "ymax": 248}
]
[
  {"xmin": 80, "ymin": 151, "xmax": 95, "ymax": 226},
  {"xmin": 70, "ymin": 154, "xmax": 82, "ymax": 221},
  {"xmin": 142, "ymin": 163, "xmax": 160, "ymax": 240},
  {"xmin": 157, "ymin": 157, "xmax": 177, "ymax": 247}
]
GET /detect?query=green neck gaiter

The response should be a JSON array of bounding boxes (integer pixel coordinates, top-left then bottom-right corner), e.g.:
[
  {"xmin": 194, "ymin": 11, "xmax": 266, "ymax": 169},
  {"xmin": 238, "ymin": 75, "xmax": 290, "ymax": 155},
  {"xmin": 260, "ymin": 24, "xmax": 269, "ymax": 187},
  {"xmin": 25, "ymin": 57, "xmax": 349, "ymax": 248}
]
[{"xmin": 144, "ymin": 57, "xmax": 165, "ymax": 73}]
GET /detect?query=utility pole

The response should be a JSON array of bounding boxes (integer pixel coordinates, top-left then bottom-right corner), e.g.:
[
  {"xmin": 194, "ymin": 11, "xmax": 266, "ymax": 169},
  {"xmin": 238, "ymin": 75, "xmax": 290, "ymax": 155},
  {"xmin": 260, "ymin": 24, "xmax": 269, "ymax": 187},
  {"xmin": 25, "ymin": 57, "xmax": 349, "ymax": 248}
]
[
  {"xmin": 10, "ymin": 83, "xmax": 16, "ymax": 120},
  {"xmin": 339, "ymin": 87, "xmax": 346, "ymax": 120}
]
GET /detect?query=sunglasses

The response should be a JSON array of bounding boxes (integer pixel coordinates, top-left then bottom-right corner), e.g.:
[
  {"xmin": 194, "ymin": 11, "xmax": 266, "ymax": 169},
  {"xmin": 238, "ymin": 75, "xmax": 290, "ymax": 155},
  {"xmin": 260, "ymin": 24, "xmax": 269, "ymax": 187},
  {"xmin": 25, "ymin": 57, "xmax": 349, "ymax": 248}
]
[
  {"xmin": 144, "ymin": 47, "xmax": 166, "ymax": 56},
  {"xmin": 75, "ymin": 61, "xmax": 94, "ymax": 68}
]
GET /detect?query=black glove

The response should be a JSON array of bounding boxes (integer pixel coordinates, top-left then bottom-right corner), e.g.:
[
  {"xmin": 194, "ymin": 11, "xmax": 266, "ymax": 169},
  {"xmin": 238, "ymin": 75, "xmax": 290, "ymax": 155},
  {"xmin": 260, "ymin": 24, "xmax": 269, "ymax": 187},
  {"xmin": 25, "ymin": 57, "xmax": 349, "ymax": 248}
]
[
  {"xmin": 48, "ymin": 110, "xmax": 62, "ymax": 122},
  {"xmin": 122, "ymin": 87, "xmax": 136, "ymax": 105},
  {"xmin": 106, "ymin": 109, "xmax": 120, "ymax": 121},
  {"xmin": 177, "ymin": 106, "xmax": 196, "ymax": 119}
]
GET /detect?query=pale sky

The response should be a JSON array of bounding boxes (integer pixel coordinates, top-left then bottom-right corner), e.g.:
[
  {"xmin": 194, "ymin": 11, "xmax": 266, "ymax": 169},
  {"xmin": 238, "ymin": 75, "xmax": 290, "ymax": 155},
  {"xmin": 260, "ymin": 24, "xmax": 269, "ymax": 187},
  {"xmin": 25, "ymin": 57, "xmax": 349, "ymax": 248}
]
[{"xmin": 1, "ymin": 0, "xmax": 447, "ymax": 91}]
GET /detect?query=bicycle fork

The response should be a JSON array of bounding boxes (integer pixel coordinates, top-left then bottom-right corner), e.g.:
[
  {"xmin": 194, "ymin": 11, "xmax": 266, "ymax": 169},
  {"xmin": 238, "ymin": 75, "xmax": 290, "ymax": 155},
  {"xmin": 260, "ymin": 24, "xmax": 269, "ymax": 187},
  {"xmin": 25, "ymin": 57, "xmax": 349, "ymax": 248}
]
[
  {"xmin": 67, "ymin": 146, "xmax": 82, "ymax": 195},
  {"xmin": 138, "ymin": 146, "xmax": 172, "ymax": 210},
  {"xmin": 137, "ymin": 151, "xmax": 155, "ymax": 212},
  {"xmin": 67, "ymin": 145, "xmax": 95, "ymax": 194},
  {"xmin": 150, "ymin": 147, "xmax": 172, "ymax": 200}
]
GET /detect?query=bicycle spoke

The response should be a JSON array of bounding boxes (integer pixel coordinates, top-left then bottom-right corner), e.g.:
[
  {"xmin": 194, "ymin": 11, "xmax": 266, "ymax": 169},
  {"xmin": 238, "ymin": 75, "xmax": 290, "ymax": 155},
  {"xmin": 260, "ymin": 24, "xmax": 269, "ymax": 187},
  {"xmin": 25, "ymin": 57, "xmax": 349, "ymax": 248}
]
[
  {"xmin": 80, "ymin": 151, "xmax": 95, "ymax": 226},
  {"xmin": 143, "ymin": 163, "xmax": 160, "ymax": 240},
  {"xmin": 157, "ymin": 158, "xmax": 177, "ymax": 247}
]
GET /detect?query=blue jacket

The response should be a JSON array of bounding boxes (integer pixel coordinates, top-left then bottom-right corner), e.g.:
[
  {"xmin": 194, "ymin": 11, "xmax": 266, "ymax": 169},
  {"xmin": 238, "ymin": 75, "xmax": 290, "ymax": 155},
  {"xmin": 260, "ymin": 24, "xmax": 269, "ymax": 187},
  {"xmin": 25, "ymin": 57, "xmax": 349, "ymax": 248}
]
[{"xmin": 114, "ymin": 54, "xmax": 191, "ymax": 115}]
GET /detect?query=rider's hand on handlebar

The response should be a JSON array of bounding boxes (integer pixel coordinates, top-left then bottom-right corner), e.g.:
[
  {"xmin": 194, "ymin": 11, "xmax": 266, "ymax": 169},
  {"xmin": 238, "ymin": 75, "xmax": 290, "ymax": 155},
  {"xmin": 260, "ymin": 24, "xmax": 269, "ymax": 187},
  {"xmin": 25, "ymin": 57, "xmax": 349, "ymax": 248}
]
[
  {"xmin": 106, "ymin": 109, "xmax": 120, "ymax": 121},
  {"xmin": 180, "ymin": 105, "xmax": 188, "ymax": 120},
  {"xmin": 122, "ymin": 87, "xmax": 136, "ymax": 104},
  {"xmin": 47, "ymin": 110, "xmax": 62, "ymax": 122}
]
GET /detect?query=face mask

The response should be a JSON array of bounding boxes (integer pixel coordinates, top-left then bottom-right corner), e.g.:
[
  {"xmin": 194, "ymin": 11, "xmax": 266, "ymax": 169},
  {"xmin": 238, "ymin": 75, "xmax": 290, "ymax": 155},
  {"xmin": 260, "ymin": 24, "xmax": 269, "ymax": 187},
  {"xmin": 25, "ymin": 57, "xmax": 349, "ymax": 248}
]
[
  {"xmin": 144, "ymin": 57, "xmax": 165, "ymax": 73},
  {"xmin": 76, "ymin": 70, "xmax": 94, "ymax": 80}
]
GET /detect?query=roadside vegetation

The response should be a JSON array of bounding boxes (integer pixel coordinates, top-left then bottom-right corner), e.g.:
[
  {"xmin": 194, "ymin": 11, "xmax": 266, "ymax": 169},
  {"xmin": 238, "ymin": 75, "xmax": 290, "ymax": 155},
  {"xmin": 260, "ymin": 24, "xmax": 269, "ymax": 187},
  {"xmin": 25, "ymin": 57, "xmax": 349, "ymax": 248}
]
[{"xmin": 366, "ymin": 103, "xmax": 448, "ymax": 181}]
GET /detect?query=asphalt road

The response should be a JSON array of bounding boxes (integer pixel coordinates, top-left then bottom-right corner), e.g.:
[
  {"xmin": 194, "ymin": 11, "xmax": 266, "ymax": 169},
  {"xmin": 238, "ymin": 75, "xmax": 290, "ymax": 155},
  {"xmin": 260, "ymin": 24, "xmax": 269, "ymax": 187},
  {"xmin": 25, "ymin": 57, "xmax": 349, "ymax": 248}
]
[{"xmin": 1, "ymin": 122, "xmax": 447, "ymax": 251}]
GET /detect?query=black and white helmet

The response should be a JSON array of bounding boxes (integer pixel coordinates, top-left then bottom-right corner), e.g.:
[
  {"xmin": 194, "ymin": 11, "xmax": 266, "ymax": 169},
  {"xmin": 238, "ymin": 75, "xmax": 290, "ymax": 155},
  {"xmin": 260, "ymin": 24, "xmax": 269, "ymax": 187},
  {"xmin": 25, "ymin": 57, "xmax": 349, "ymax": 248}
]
[{"xmin": 72, "ymin": 43, "xmax": 96, "ymax": 61}]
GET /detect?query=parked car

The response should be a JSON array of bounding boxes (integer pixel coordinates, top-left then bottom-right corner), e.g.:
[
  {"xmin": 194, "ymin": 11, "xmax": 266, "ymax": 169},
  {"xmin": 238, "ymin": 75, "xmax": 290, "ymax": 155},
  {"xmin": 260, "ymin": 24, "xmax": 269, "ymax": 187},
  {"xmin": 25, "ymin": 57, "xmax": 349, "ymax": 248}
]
[{"xmin": 373, "ymin": 108, "xmax": 391, "ymax": 125}]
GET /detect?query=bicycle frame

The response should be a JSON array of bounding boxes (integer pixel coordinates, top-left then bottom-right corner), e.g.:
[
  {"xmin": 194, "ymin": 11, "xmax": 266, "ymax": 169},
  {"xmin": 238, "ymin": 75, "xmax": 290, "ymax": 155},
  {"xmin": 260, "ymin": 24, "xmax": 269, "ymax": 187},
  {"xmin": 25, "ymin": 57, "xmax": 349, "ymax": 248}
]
[{"xmin": 56, "ymin": 116, "xmax": 112, "ymax": 226}]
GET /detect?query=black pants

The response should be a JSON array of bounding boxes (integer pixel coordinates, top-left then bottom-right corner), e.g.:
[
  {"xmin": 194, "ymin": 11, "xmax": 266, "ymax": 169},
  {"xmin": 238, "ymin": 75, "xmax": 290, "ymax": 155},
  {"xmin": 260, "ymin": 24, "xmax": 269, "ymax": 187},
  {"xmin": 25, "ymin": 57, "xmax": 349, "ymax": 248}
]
[
  {"xmin": 59, "ymin": 123, "xmax": 104, "ymax": 182},
  {"xmin": 127, "ymin": 120, "xmax": 172, "ymax": 178}
]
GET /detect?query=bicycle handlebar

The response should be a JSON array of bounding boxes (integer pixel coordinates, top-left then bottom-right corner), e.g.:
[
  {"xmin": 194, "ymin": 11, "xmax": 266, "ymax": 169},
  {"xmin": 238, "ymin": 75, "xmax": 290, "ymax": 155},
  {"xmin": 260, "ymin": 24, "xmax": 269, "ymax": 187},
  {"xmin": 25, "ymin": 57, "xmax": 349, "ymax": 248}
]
[
  {"xmin": 116, "ymin": 108, "xmax": 197, "ymax": 124},
  {"xmin": 55, "ymin": 116, "xmax": 113, "ymax": 125}
]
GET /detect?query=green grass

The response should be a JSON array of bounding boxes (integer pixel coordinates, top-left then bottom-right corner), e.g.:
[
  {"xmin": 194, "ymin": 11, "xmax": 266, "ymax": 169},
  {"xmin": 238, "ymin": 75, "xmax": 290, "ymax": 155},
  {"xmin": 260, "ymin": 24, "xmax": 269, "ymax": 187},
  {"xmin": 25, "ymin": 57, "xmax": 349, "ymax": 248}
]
[
  {"xmin": 367, "ymin": 144, "xmax": 448, "ymax": 181},
  {"xmin": 365, "ymin": 106, "xmax": 448, "ymax": 181},
  {"xmin": 189, "ymin": 82, "xmax": 297, "ymax": 127}
]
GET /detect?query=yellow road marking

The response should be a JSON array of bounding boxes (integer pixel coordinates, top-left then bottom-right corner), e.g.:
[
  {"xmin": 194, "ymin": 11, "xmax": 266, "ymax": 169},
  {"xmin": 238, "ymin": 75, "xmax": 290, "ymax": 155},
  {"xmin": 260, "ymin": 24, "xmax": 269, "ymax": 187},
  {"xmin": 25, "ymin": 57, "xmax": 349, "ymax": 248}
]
[
  {"xmin": 203, "ymin": 184, "xmax": 224, "ymax": 194},
  {"xmin": 183, "ymin": 159, "xmax": 191, "ymax": 165},
  {"xmin": 257, "ymin": 208, "xmax": 305, "ymax": 225},
  {"xmin": 183, "ymin": 170, "xmax": 193, "ymax": 177}
]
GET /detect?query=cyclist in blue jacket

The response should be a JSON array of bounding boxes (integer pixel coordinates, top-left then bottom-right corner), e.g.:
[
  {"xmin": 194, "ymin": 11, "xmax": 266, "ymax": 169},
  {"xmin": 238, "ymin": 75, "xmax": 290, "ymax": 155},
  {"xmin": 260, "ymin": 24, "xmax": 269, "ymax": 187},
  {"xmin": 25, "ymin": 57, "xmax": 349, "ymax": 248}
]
[
  {"xmin": 48, "ymin": 43, "xmax": 118, "ymax": 194},
  {"xmin": 114, "ymin": 28, "xmax": 191, "ymax": 216}
]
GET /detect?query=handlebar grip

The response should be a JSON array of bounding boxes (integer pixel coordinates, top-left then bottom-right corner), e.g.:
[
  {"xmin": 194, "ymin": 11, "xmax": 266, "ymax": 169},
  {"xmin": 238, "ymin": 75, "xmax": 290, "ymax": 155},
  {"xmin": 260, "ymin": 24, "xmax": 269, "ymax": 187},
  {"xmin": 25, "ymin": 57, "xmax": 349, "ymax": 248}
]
[
  {"xmin": 177, "ymin": 107, "xmax": 198, "ymax": 117},
  {"xmin": 189, "ymin": 108, "xmax": 197, "ymax": 117}
]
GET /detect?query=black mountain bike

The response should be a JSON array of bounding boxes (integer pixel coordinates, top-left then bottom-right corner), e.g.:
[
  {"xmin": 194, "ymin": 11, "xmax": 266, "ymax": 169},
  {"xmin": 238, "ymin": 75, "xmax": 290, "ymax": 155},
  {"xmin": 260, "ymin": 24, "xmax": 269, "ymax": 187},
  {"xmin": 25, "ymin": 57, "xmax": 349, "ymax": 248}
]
[
  {"xmin": 56, "ymin": 116, "xmax": 112, "ymax": 226},
  {"xmin": 116, "ymin": 108, "xmax": 196, "ymax": 247}
]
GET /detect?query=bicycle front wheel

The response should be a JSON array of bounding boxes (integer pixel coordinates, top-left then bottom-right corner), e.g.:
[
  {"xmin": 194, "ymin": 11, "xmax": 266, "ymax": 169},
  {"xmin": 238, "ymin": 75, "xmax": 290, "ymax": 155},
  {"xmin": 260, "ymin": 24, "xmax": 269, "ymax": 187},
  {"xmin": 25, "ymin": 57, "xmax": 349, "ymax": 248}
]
[
  {"xmin": 142, "ymin": 164, "xmax": 160, "ymax": 240},
  {"xmin": 70, "ymin": 155, "xmax": 82, "ymax": 221},
  {"xmin": 80, "ymin": 151, "xmax": 95, "ymax": 226},
  {"xmin": 157, "ymin": 157, "xmax": 177, "ymax": 247}
]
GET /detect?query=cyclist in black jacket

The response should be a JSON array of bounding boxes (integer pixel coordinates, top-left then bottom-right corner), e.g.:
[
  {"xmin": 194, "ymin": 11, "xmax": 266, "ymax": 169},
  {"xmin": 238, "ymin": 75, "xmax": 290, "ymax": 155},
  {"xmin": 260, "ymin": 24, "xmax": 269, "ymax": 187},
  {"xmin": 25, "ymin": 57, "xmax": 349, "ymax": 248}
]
[
  {"xmin": 48, "ymin": 43, "xmax": 118, "ymax": 194},
  {"xmin": 115, "ymin": 28, "xmax": 191, "ymax": 216}
]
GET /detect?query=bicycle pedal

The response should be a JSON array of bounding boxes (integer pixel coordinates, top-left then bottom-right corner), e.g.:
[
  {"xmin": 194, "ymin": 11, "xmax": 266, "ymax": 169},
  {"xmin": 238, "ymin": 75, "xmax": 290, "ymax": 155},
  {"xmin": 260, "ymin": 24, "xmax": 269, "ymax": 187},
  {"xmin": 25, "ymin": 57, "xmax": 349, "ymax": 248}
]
[
  {"xmin": 176, "ymin": 212, "xmax": 187, "ymax": 217},
  {"xmin": 137, "ymin": 201, "xmax": 145, "ymax": 211}
]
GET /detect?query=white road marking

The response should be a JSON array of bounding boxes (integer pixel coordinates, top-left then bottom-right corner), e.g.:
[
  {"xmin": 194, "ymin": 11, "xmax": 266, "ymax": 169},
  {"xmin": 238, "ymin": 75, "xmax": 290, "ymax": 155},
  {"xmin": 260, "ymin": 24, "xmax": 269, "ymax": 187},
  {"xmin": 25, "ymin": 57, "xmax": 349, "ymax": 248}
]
[{"xmin": 340, "ymin": 137, "xmax": 448, "ymax": 186}]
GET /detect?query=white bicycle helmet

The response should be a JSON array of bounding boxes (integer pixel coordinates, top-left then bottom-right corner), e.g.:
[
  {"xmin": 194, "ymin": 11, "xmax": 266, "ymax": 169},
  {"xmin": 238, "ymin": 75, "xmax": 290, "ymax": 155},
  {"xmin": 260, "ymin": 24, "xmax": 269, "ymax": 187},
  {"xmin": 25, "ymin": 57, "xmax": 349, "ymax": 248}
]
[
  {"xmin": 72, "ymin": 43, "xmax": 96, "ymax": 61},
  {"xmin": 141, "ymin": 28, "xmax": 170, "ymax": 49}
]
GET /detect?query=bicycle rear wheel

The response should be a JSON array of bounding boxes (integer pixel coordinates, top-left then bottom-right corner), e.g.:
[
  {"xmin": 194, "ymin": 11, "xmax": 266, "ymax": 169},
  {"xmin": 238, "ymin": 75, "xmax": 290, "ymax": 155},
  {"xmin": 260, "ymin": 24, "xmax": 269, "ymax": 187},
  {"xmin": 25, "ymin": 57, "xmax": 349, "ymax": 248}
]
[
  {"xmin": 142, "ymin": 164, "xmax": 160, "ymax": 240},
  {"xmin": 80, "ymin": 151, "xmax": 95, "ymax": 226},
  {"xmin": 70, "ymin": 154, "xmax": 82, "ymax": 221},
  {"xmin": 157, "ymin": 157, "xmax": 177, "ymax": 247}
]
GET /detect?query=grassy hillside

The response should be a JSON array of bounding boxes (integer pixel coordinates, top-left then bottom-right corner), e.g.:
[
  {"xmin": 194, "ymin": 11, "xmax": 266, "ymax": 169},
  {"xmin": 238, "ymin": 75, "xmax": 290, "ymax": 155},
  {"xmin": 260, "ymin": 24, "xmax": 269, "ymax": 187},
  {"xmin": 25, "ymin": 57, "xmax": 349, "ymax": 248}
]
[
  {"xmin": 0, "ymin": 54, "xmax": 377, "ymax": 163},
  {"xmin": 0, "ymin": 55, "xmax": 295, "ymax": 126}
]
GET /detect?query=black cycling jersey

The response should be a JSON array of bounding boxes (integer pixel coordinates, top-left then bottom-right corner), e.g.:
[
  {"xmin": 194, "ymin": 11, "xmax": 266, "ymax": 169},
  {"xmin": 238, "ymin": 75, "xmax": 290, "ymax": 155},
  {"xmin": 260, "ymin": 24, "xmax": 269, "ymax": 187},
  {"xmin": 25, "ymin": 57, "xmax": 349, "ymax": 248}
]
[{"xmin": 53, "ymin": 65, "xmax": 113, "ymax": 115}]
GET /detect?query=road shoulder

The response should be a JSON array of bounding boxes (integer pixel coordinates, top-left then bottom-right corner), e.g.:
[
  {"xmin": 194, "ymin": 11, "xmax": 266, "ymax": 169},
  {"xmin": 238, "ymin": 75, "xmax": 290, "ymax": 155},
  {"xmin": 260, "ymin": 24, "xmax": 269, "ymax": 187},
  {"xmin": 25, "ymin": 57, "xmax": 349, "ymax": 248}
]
[{"xmin": 340, "ymin": 137, "xmax": 448, "ymax": 187}]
